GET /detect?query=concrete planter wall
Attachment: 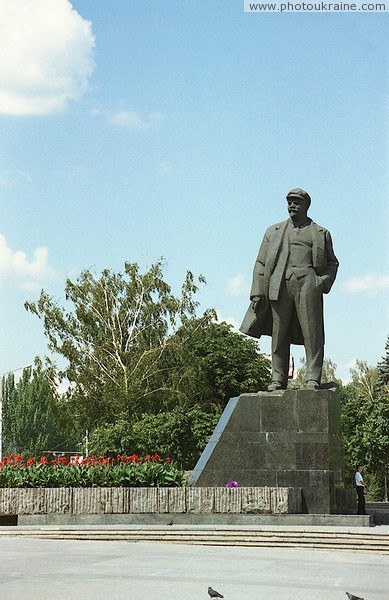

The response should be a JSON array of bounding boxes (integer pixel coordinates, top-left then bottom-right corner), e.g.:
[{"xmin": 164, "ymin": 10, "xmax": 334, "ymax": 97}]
[{"xmin": 0, "ymin": 486, "xmax": 301, "ymax": 516}]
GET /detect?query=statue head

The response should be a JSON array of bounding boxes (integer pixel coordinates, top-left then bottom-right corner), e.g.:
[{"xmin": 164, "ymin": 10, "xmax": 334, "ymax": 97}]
[
  {"xmin": 286, "ymin": 188, "xmax": 311, "ymax": 220},
  {"xmin": 286, "ymin": 188, "xmax": 311, "ymax": 206}
]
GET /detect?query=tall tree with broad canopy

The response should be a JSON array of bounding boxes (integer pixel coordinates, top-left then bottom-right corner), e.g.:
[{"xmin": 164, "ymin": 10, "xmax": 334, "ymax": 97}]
[
  {"xmin": 25, "ymin": 261, "xmax": 211, "ymax": 429},
  {"xmin": 25, "ymin": 261, "xmax": 271, "ymax": 463},
  {"xmin": 1, "ymin": 361, "xmax": 67, "ymax": 457},
  {"xmin": 173, "ymin": 318, "xmax": 271, "ymax": 410},
  {"xmin": 340, "ymin": 359, "xmax": 389, "ymax": 501},
  {"xmin": 376, "ymin": 335, "xmax": 389, "ymax": 389}
]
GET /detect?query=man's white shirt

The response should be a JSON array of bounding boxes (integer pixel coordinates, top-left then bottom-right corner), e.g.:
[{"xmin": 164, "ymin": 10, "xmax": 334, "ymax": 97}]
[{"xmin": 355, "ymin": 471, "xmax": 364, "ymax": 486}]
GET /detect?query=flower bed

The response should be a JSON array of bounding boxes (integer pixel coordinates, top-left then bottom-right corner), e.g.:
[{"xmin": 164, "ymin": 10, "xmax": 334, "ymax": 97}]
[
  {"xmin": 0, "ymin": 454, "xmax": 185, "ymax": 488},
  {"xmin": 0, "ymin": 456, "xmax": 302, "ymax": 519}
]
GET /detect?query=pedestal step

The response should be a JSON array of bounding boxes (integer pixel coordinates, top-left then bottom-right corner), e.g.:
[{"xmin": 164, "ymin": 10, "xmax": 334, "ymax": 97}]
[{"xmin": 0, "ymin": 524, "xmax": 387, "ymax": 553}]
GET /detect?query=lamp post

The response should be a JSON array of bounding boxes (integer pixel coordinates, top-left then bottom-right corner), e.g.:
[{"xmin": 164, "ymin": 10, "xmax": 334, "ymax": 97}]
[{"xmin": 0, "ymin": 364, "xmax": 32, "ymax": 462}]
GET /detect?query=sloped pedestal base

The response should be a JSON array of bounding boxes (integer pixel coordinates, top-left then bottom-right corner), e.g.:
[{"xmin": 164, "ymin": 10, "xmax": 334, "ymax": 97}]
[{"xmin": 188, "ymin": 389, "xmax": 346, "ymax": 514}]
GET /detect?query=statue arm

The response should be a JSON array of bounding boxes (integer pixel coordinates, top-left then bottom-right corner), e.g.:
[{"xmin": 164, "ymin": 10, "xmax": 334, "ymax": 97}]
[{"xmin": 320, "ymin": 230, "xmax": 339, "ymax": 293}]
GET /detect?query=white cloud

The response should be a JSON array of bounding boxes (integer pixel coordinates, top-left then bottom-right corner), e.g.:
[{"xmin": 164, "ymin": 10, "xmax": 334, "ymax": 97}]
[
  {"xmin": 93, "ymin": 108, "xmax": 163, "ymax": 129},
  {"xmin": 0, "ymin": 0, "xmax": 95, "ymax": 116},
  {"xmin": 337, "ymin": 359, "xmax": 358, "ymax": 384},
  {"xmin": 227, "ymin": 273, "xmax": 250, "ymax": 297},
  {"xmin": 219, "ymin": 315, "xmax": 240, "ymax": 331},
  {"xmin": 156, "ymin": 161, "xmax": 173, "ymax": 177},
  {"xmin": 343, "ymin": 272, "xmax": 389, "ymax": 296},
  {"xmin": 0, "ymin": 234, "xmax": 55, "ymax": 288},
  {"xmin": 0, "ymin": 169, "xmax": 32, "ymax": 187}
]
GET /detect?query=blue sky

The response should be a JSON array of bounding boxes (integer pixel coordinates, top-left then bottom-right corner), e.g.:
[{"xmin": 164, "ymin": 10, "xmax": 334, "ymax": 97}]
[{"xmin": 0, "ymin": 0, "xmax": 388, "ymax": 383}]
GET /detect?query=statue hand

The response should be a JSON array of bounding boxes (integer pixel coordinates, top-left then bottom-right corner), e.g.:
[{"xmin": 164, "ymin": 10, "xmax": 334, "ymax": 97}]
[
  {"xmin": 315, "ymin": 276, "xmax": 327, "ymax": 292},
  {"xmin": 251, "ymin": 296, "xmax": 264, "ymax": 311}
]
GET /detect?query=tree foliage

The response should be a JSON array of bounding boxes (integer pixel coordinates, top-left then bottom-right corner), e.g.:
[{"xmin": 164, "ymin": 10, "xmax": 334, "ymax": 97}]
[
  {"xmin": 88, "ymin": 405, "xmax": 221, "ymax": 470},
  {"xmin": 23, "ymin": 261, "xmax": 271, "ymax": 467},
  {"xmin": 376, "ymin": 335, "xmax": 389, "ymax": 389},
  {"xmin": 340, "ymin": 359, "xmax": 389, "ymax": 501},
  {"xmin": 25, "ymin": 260, "xmax": 210, "ymax": 428},
  {"xmin": 289, "ymin": 357, "xmax": 342, "ymax": 388},
  {"xmin": 176, "ymin": 319, "xmax": 271, "ymax": 409},
  {"xmin": 1, "ymin": 362, "xmax": 69, "ymax": 456}
]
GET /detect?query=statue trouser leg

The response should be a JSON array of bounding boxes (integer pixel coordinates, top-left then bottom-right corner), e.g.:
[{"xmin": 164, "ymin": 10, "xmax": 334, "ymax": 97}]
[
  {"xmin": 290, "ymin": 272, "xmax": 324, "ymax": 383},
  {"xmin": 270, "ymin": 283, "xmax": 294, "ymax": 386}
]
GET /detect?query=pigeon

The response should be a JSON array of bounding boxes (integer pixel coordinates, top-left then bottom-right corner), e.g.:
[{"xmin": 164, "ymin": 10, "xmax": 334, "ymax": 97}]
[
  {"xmin": 208, "ymin": 587, "xmax": 223, "ymax": 598},
  {"xmin": 346, "ymin": 593, "xmax": 364, "ymax": 600}
]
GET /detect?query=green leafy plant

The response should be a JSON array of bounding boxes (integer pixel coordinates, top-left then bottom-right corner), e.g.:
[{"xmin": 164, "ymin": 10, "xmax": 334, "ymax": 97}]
[{"xmin": 0, "ymin": 453, "xmax": 185, "ymax": 488}]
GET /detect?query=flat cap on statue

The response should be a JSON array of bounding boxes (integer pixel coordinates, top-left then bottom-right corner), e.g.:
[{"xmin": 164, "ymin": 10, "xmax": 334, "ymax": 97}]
[{"xmin": 286, "ymin": 188, "xmax": 311, "ymax": 203}]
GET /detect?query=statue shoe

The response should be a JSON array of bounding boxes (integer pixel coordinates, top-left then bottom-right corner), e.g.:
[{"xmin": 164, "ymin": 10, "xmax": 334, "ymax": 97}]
[
  {"xmin": 306, "ymin": 380, "xmax": 320, "ymax": 390},
  {"xmin": 267, "ymin": 381, "xmax": 286, "ymax": 392}
]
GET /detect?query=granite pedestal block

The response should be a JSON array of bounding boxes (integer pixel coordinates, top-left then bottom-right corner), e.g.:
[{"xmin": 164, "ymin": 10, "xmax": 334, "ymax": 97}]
[{"xmin": 188, "ymin": 388, "xmax": 346, "ymax": 514}]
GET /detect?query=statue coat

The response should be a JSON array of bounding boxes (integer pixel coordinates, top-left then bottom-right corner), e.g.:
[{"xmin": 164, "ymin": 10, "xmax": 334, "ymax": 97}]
[{"xmin": 239, "ymin": 219, "xmax": 339, "ymax": 345}]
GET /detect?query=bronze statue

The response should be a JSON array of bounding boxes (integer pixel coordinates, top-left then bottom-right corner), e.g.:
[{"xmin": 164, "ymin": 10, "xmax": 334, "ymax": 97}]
[{"xmin": 240, "ymin": 188, "xmax": 339, "ymax": 391}]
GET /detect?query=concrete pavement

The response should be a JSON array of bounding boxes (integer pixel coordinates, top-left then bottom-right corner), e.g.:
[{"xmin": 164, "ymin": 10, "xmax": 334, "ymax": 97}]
[{"xmin": 0, "ymin": 534, "xmax": 388, "ymax": 600}]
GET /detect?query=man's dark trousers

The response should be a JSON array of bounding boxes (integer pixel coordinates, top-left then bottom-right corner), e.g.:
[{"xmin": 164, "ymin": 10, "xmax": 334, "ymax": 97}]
[{"xmin": 356, "ymin": 486, "xmax": 367, "ymax": 515}]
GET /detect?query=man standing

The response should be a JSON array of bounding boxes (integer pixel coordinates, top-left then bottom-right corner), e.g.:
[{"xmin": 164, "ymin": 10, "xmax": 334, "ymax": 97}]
[
  {"xmin": 240, "ymin": 188, "xmax": 339, "ymax": 391},
  {"xmin": 355, "ymin": 464, "xmax": 368, "ymax": 515}
]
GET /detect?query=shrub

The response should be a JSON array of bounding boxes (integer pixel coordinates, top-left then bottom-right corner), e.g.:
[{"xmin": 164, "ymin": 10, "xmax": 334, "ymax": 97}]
[{"xmin": 0, "ymin": 454, "xmax": 185, "ymax": 488}]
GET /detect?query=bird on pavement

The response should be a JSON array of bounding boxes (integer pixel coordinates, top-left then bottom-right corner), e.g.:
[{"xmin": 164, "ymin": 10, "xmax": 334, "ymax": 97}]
[
  {"xmin": 346, "ymin": 593, "xmax": 364, "ymax": 600},
  {"xmin": 208, "ymin": 587, "xmax": 223, "ymax": 598}
]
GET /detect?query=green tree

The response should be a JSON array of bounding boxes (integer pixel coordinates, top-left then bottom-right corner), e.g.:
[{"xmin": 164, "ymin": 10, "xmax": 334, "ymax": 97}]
[
  {"xmin": 176, "ymin": 319, "xmax": 271, "ymax": 410},
  {"xmin": 25, "ymin": 261, "xmax": 272, "ymax": 465},
  {"xmin": 374, "ymin": 335, "xmax": 389, "ymax": 500},
  {"xmin": 1, "ymin": 362, "xmax": 69, "ymax": 457},
  {"xmin": 376, "ymin": 335, "xmax": 389, "ymax": 389},
  {"xmin": 290, "ymin": 357, "xmax": 342, "ymax": 389},
  {"xmin": 87, "ymin": 320, "xmax": 271, "ymax": 467},
  {"xmin": 89, "ymin": 404, "xmax": 221, "ymax": 470},
  {"xmin": 25, "ymin": 260, "xmax": 209, "ymax": 430},
  {"xmin": 340, "ymin": 360, "xmax": 389, "ymax": 501},
  {"xmin": 132, "ymin": 405, "xmax": 221, "ymax": 469}
]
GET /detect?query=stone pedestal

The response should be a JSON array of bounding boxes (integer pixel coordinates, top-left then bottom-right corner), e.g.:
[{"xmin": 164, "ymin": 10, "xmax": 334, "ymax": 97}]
[{"xmin": 188, "ymin": 388, "xmax": 346, "ymax": 514}]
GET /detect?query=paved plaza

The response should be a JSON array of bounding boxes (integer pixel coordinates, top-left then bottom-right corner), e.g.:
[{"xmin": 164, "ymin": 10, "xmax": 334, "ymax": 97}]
[{"xmin": 0, "ymin": 533, "xmax": 388, "ymax": 600}]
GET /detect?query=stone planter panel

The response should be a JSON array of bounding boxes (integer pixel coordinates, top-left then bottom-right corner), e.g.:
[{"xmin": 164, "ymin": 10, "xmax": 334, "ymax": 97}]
[
  {"xmin": 18, "ymin": 488, "xmax": 46, "ymax": 515},
  {"xmin": 271, "ymin": 487, "xmax": 301, "ymax": 514},
  {"xmin": 158, "ymin": 488, "xmax": 169, "ymax": 513},
  {"xmin": 0, "ymin": 488, "xmax": 18, "ymax": 515},
  {"xmin": 186, "ymin": 487, "xmax": 215, "ymax": 514},
  {"xmin": 214, "ymin": 488, "xmax": 242, "ymax": 513},
  {"xmin": 241, "ymin": 487, "xmax": 272, "ymax": 514},
  {"xmin": 46, "ymin": 488, "xmax": 72, "ymax": 514},
  {"xmin": 167, "ymin": 488, "xmax": 186, "ymax": 513},
  {"xmin": 129, "ymin": 488, "xmax": 158, "ymax": 513},
  {"xmin": 73, "ymin": 488, "xmax": 116, "ymax": 514}
]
